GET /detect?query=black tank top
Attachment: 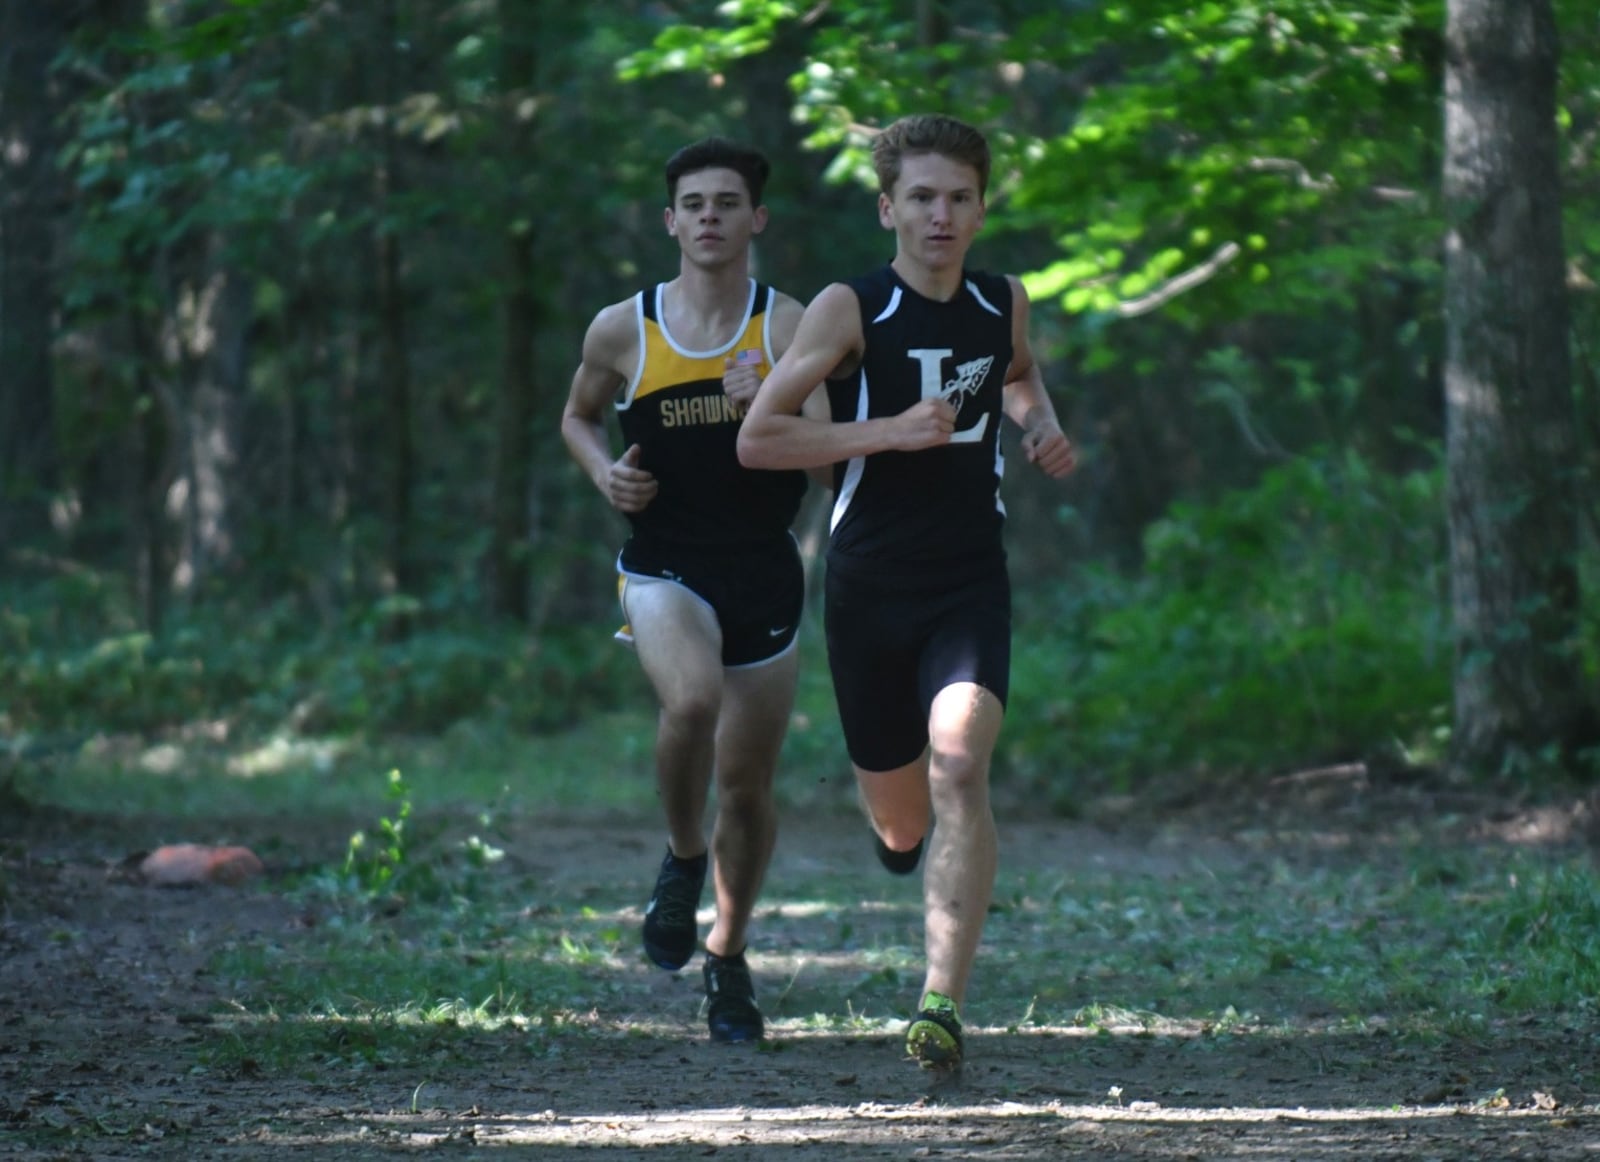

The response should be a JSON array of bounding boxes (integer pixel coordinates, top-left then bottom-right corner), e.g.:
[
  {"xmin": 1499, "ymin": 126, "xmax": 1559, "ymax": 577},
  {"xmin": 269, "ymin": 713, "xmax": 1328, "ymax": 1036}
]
[
  {"xmin": 616, "ymin": 280, "xmax": 807, "ymax": 550},
  {"xmin": 825, "ymin": 265, "xmax": 1013, "ymax": 575}
]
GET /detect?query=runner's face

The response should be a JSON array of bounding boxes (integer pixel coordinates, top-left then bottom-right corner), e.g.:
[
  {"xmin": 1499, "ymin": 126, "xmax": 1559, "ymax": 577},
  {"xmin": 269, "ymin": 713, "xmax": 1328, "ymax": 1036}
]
[
  {"xmin": 878, "ymin": 153, "xmax": 985, "ymax": 272},
  {"xmin": 665, "ymin": 168, "xmax": 766, "ymax": 269}
]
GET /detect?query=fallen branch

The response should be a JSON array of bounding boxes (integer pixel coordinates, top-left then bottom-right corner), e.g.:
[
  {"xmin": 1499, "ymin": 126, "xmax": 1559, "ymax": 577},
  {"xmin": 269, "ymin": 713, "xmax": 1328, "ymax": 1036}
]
[{"xmin": 1269, "ymin": 761, "xmax": 1369, "ymax": 787}]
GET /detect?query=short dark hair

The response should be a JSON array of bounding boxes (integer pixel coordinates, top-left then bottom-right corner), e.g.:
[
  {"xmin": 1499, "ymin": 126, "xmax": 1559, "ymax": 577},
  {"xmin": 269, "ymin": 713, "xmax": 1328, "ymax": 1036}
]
[
  {"xmin": 665, "ymin": 137, "xmax": 771, "ymax": 207},
  {"xmin": 871, "ymin": 114, "xmax": 992, "ymax": 199}
]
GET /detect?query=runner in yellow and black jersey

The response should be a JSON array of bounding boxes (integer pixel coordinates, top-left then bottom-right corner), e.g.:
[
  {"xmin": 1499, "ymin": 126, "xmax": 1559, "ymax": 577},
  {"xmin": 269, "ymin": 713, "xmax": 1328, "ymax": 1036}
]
[
  {"xmin": 560, "ymin": 137, "xmax": 828, "ymax": 1047},
  {"xmin": 616, "ymin": 278, "xmax": 805, "ymax": 552}
]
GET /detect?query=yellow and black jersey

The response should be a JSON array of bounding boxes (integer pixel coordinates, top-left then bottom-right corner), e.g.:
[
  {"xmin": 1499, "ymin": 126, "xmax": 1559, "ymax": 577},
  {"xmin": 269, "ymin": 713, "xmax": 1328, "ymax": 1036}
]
[{"xmin": 617, "ymin": 279, "xmax": 806, "ymax": 549}]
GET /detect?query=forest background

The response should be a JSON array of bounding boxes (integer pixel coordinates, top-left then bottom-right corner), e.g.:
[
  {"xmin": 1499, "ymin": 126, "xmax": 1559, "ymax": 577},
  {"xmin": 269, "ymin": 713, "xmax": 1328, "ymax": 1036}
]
[{"xmin": 3, "ymin": 0, "xmax": 1599, "ymax": 809}]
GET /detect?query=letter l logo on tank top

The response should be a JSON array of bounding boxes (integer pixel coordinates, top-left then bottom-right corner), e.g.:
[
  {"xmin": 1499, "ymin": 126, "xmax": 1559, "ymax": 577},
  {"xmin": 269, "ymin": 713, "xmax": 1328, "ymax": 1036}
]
[{"xmin": 907, "ymin": 348, "xmax": 990, "ymax": 444}]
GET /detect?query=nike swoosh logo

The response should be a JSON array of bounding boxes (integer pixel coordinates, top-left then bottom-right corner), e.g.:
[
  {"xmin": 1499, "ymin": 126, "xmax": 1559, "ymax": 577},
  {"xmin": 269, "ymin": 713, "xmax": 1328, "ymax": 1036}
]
[{"xmin": 768, "ymin": 627, "xmax": 789, "ymax": 637}]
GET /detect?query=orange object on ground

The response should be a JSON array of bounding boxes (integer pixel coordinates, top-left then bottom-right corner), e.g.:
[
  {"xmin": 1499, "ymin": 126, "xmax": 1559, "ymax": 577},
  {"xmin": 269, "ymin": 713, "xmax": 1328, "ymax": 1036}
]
[{"xmin": 139, "ymin": 844, "xmax": 265, "ymax": 886}]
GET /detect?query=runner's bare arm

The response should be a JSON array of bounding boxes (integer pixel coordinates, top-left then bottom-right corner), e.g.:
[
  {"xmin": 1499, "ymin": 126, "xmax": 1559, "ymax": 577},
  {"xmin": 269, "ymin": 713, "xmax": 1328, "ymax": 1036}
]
[
  {"xmin": 560, "ymin": 302, "xmax": 659, "ymax": 512},
  {"xmin": 739, "ymin": 284, "xmax": 957, "ymax": 470},
  {"xmin": 1000, "ymin": 276, "xmax": 1076, "ymax": 479},
  {"xmin": 762, "ymin": 291, "xmax": 832, "ymax": 488}
]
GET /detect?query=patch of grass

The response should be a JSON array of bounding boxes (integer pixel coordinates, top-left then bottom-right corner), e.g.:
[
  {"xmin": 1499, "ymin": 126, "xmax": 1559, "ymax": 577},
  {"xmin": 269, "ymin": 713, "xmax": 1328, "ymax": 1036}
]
[
  {"xmin": 198, "ymin": 801, "xmax": 1600, "ymax": 1079},
  {"xmin": 9, "ymin": 707, "xmax": 670, "ymax": 823},
  {"xmin": 207, "ymin": 858, "xmax": 644, "ymax": 1072},
  {"xmin": 185, "ymin": 753, "xmax": 1600, "ymax": 1071},
  {"xmin": 16, "ymin": 719, "xmax": 1600, "ymax": 1087},
  {"xmin": 975, "ymin": 848, "xmax": 1600, "ymax": 1036},
  {"xmin": 165, "ymin": 845, "xmax": 1587, "ymax": 1088}
]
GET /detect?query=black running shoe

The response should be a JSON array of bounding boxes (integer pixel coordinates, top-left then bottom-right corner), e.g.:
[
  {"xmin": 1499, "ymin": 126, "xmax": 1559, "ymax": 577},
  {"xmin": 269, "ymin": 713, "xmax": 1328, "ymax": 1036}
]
[
  {"xmin": 874, "ymin": 833, "xmax": 924, "ymax": 875},
  {"xmin": 642, "ymin": 848, "xmax": 706, "ymax": 971},
  {"xmin": 703, "ymin": 950, "xmax": 764, "ymax": 1043}
]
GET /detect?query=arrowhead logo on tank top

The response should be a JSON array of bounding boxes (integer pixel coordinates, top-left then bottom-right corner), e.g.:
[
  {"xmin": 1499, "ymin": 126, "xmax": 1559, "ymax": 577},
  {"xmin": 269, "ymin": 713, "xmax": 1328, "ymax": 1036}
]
[{"xmin": 907, "ymin": 349, "xmax": 994, "ymax": 444}]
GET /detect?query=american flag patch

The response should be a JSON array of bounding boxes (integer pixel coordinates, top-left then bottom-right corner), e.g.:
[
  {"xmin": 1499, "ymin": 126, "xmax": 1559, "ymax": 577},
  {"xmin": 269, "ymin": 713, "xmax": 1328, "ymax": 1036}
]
[{"xmin": 733, "ymin": 348, "xmax": 764, "ymax": 367}]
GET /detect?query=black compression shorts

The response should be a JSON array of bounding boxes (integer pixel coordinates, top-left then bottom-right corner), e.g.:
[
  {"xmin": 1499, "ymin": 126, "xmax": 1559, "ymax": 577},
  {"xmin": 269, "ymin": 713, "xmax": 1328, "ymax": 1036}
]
[{"xmin": 823, "ymin": 557, "xmax": 1011, "ymax": 772}]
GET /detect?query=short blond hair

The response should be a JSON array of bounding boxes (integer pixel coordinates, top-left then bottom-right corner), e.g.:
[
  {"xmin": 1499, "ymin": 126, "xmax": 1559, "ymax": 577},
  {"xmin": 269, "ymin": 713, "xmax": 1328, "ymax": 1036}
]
[{"xmin": 871, "ymin": 114, "xmax": 991, "ymax": 199}]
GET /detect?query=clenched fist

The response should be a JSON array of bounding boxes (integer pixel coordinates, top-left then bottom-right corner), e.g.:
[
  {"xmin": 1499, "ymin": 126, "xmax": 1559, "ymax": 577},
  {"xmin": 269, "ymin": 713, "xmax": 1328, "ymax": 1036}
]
[
  {"xmin": 1021, "ymin": 419, "xmax": 1076, "ymax": 479},
  {"xmin": 723, "ymin": 356, "xmax": 763, "ymax": 412},
  {"xmin": 608, "ymin": 443, "xmax": 659, "ymax": 512},
  {"xmin": 891, "ymin": 398, "xmax": 958, "ymax": 452}
]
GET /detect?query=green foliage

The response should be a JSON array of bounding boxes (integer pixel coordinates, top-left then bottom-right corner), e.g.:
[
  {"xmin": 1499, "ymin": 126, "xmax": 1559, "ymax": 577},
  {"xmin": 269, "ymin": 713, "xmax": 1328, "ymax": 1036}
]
[
  {"xmin": 342, "ymin": 769, "xmax": 413, "ymax": 898},
  {"xmin": 0, "ymin": 574, "xmax": 643, "ymax": 740},
  {"xmin": 9, "ymin": 0, "xmax": 1598, "ymax": 791},
  {"xmin": 619, "ymin": 0, "xmax": 1600, "ymax": 577},
  {"xmin": 623, "ymin": 2, "xmax": 1447, "ymax": 315},
  {"xmin": 1008, "ymin": 450, "xmax": 1451, "ymax": 787},
  {"xmin": 623, "ymin": 0, "xmax": 1596, "ymax": 328},
  {"xmin": 326, "ymin": 767, "xmax": 513, "ymax": 908},
  {"xmin": 0, "ymin": 445, "xmax": 1480, "ymax": 800},
  {"xmin": 1, "ymin": 628, "xmax": 261, "ymax": 736}
]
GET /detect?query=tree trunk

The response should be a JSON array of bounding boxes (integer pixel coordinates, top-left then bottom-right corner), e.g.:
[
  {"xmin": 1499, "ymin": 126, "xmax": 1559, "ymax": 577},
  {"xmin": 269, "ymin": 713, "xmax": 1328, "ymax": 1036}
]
[
  {"xmin": 375, "ymin": 0, "xmax": 416, "ymax": 604},
  {"xmin": 1442, "ymin": 0, "xmax": 1597, "ymax": 775},
  {"xmin": 915, "ymin": 0, "xmax": 948, "ymax": 44},
  {"xmin": 129, "ymin": 301, "xmax": 170, "ymax": 634},
  {"xmin": 0, "ymin": 0, "xmax": 67, "ymax": 551},
  {"xmin": 167, "ymin": 235, "xmax": 251, "ymax": 592},
  {"xmin": 486, "ymin": 0, "xmax": 540, "ymax": 622}
]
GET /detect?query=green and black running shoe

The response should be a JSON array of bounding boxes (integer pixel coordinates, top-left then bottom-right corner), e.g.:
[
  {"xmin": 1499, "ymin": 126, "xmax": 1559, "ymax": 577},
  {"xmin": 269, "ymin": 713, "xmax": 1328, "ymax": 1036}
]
[{"xmin": 905, "ymin": 991, "xmax": 963, "ymax": 1069}]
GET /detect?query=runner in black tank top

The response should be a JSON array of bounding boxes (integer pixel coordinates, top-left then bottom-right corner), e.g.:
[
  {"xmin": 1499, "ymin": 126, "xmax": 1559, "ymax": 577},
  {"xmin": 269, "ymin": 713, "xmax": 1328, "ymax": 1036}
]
[
  {"xmin": 825, "ymin": 264, "xmax": 1012, "ymax": 578},
  {"xmin": 736, "ymin": 115, "xmax": 1079, "ymax": 1071},
  {"xmin": 822, "ymin": 262, "xmax": 1017, "ymax": 770}
]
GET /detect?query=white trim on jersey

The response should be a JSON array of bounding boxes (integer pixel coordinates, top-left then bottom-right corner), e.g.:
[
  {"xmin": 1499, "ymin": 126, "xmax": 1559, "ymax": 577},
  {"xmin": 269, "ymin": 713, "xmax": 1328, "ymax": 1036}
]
[
  {"xmin": 829, "ymin": 368, "xmax": 873, "ymax": 534},
  {"xmin": 965, "ymin": 278, "xmax": 1003, "ymax": 317},
  {"xmin": 619, "ymin": 292, "xmax": 650, "ymax": 410},
  {"xmin": 618, "ymin": 279, "xmax": 760, "ymax": 412},
  {"xmin": 993, "ymin": 436, "xmax": 1007, "ymax": 517},
  {"xmin": 987, "ymin": 278, "xmax": 1007, "ymax": 513},
  {"xmin": 656, "ymin": 278, "xmax": 758, "ymax": 359},
  {"xmin": 871, "ymin": 286, "xmax": 902, "ymax": 324},
  {"xmin": 760, "ymin": 284, "xmax": 776, "ymax": 363}
]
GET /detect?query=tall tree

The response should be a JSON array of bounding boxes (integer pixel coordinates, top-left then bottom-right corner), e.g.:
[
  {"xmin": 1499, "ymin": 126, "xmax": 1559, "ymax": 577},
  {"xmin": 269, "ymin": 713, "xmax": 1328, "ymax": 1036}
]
[
  {"xmin": 485, "ymin": 1, "xmax": 540, "ymax": 622},
  {"xmin": 168, "ymin": 232, "xmax": 252, "ymax": 592},
  {"xmin": 372, "ymin": 0, "xmax": 416, "ymax": 602},
  {"xmin": 0, "ymin": 0, "xmax": 68, "ymax": 550},
  {"xmin": 1443, "ymin": 0, "xmax": 1597, "ymax": 774}
]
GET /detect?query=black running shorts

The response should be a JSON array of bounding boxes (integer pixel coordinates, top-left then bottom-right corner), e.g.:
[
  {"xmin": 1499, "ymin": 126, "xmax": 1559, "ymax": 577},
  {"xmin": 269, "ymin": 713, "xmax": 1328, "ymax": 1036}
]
[
  {"xmin": 618, "ymin": 535, "xmax": 804, "ymax": 668},
  {"xmin": 824, "ymin": 557, "xmax": 1011, "ymax": 772}
]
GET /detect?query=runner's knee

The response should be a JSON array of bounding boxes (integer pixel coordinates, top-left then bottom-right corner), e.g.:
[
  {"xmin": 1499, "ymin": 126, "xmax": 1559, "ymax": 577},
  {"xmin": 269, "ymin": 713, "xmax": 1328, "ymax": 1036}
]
[
  {"xmin": 927, "ymin": 751, "xmax": 991, "ymax": 812},
  {"xmin": 658, "ymin": 686, "xmax": 721, "ymax": 735},
  {"xmin": 713, "ymin": 774, "xmax": 776, "ymax": 819}
]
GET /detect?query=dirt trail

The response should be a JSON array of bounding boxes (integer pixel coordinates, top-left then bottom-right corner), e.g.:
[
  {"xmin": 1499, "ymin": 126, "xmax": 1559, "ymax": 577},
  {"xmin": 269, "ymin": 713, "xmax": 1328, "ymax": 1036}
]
[{"xmin": 2, "ymin": 781, "xmax": 1597, "ymax": 1159}]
